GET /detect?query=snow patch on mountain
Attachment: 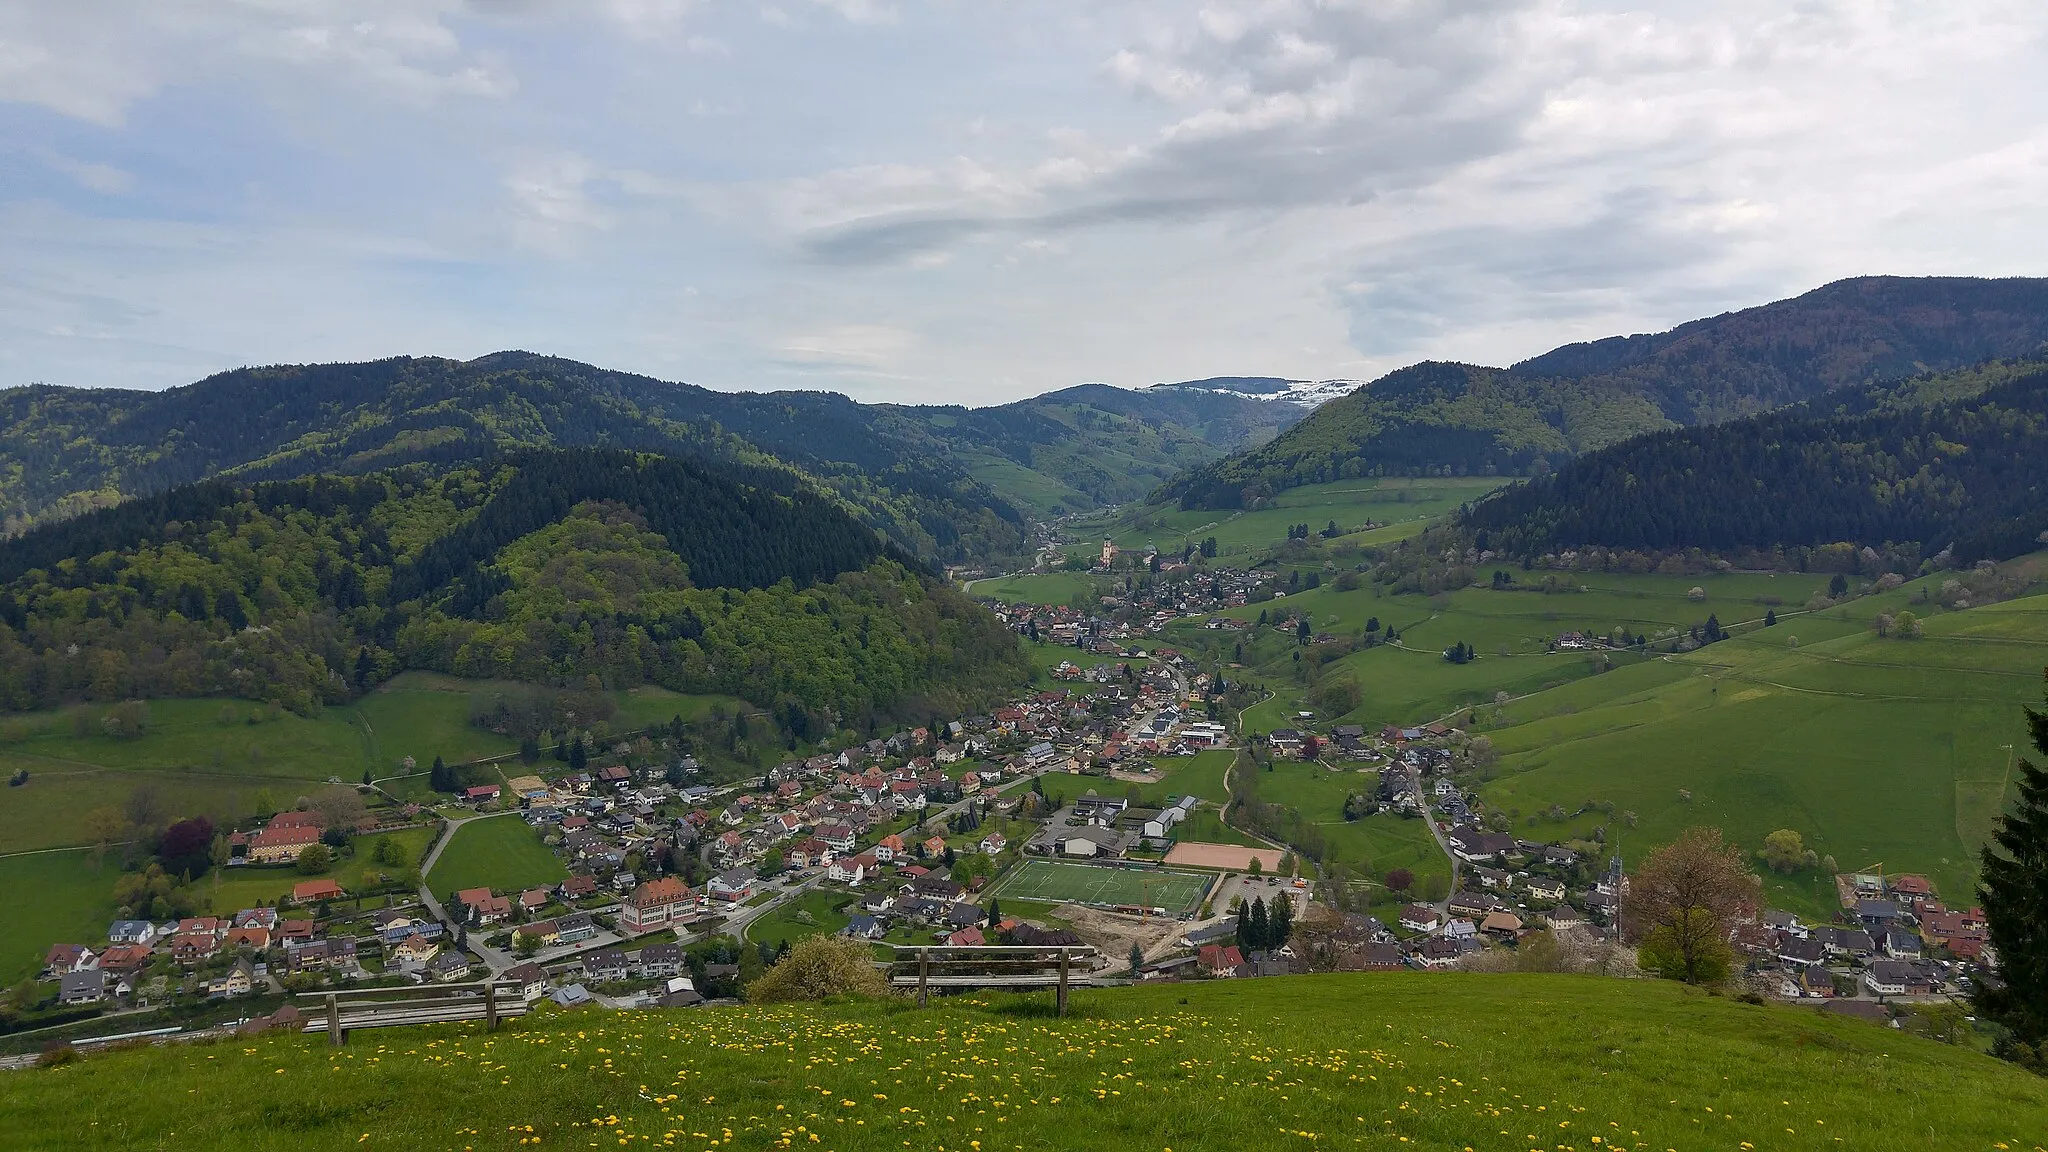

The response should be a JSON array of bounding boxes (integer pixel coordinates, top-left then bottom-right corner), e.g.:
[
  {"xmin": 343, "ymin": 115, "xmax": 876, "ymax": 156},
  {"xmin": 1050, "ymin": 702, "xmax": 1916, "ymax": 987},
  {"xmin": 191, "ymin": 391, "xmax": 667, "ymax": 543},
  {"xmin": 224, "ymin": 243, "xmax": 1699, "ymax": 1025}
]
[{"xmin": 1148, "ymin": 376, "xmax": 1360, "ymax": 408}]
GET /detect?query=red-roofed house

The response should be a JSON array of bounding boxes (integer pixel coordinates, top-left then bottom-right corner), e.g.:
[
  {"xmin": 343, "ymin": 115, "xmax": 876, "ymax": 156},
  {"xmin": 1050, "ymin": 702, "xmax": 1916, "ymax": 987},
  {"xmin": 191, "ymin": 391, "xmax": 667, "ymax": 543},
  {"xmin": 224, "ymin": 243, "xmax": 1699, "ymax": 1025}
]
[
  {"xmin": 249, "ymin": 822, "xmax": 322, "ymax": 863},
  {"xmin": 292, "ymin": 879, "xmax": 345, "ymax": 904},
  {"xmin": 1198, "ymin": 944, "xmax": 1245, "ymax": 978},
  {"xmin": 621, "ymin": 877, "xmax": 697, "ymax": 935},
  {"xmin": 874, "ymin": 833, "xmax": 905, "ymax": 863}
]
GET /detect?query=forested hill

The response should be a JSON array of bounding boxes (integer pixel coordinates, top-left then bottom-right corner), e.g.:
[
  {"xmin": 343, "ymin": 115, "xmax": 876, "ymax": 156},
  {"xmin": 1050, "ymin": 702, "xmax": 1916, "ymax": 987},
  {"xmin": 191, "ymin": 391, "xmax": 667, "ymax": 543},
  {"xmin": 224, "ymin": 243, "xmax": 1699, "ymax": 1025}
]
[
  {"xmin": 0, "ymin": 352, "xmax": 1302, "ymax": 552},
  {"xmin": 0, "ymin": 449, "xmax": 1026, "ymax": 727},
  {"xmin": 1161, "ymin": 276, "xmax": 2048, "ymax": 509},
  {"xmin": 1460, "ymin": 359, "xmax": 2048, "ymax": 565}
]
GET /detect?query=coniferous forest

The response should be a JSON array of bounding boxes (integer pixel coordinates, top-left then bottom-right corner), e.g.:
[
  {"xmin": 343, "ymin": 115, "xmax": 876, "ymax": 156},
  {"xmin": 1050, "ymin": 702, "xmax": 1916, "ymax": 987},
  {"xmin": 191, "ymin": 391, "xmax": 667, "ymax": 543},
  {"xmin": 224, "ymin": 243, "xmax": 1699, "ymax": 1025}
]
[
  {"xmin": 1460, "ymin": 362, "xmax": 2048, "ymax": 563},
  {"xmin": 0, "ymin": 449, "xmax": 1026, "ymax": 726}
]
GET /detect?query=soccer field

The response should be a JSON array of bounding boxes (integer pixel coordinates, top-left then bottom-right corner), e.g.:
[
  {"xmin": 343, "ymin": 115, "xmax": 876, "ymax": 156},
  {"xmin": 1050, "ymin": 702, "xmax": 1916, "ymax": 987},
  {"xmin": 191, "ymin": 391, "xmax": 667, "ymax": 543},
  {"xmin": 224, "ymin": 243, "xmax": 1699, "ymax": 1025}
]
[{"xmin": 993, "ymin": 859, "xmax": 1212, "ymax": 914}]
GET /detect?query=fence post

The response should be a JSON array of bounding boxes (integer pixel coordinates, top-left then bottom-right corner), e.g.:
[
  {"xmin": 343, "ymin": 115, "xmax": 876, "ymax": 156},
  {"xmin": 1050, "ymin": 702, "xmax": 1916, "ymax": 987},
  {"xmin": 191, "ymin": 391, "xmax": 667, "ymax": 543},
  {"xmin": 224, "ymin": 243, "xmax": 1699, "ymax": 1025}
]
[
  {"xmin": 1056, "ymin": 949, "xmax": 1070, "ymax": 1018},
  {"xmin": 917, "ymin": 949, "xmax": 929, "ymax": 1008},
  {"xmin": 485, "ymin": 981, "xmax": 499, "ymax": 1032},
  {"xmin": 326, "ymin": 993, "xmax": 342, "ymax": 1046}
]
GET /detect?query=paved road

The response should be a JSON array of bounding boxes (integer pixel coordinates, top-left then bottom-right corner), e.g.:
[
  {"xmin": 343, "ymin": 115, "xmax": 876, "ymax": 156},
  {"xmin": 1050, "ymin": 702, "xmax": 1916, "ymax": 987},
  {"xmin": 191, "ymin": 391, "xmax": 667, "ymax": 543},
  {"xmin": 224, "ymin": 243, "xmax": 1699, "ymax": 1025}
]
[
  {"xmin": 416, "ymin": 810, "xmax": 523, "ymax": 973},
  {"xmin": 1407, "ymin": 763, "xmax": 1463, "ymax": 912}
]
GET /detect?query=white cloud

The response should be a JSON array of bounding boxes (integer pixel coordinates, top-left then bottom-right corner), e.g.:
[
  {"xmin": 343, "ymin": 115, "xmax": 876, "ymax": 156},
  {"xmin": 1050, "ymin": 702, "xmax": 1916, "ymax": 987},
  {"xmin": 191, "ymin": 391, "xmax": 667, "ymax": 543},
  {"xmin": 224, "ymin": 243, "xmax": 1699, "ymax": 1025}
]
[{"xmin": 1, "ymin": 0, "xmax": 2046, "ymax": 401}]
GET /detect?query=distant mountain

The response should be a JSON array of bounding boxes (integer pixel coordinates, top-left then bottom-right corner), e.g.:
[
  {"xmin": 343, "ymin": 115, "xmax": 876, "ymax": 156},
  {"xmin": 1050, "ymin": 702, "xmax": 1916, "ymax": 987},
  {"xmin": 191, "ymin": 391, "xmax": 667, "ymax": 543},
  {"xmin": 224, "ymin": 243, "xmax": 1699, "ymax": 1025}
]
[
  {"xmin": 0, "ymin": 353, "xmax": 1301, "ymax": 558},
  {"xmin": 1461, "ymin": 358, "xmax": 2048, "ymax": 565},
  {"xmin": 1161, "ymin": 276, "xmax": 2048, "ymax": 509},
  {"xmin": 0, "ymin": 448, "xmax": 1026, "ymax": 723},
  {"xmin": 1151, "ymin": 376, "xmax": 1362, "ymax": 408}
]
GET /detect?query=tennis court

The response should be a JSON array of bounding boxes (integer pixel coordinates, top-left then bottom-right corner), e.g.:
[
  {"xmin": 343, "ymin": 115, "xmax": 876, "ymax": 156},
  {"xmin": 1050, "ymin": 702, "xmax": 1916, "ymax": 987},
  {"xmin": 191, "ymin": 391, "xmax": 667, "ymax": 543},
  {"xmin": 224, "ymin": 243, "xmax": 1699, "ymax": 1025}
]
[{"xmin": 992, "ymin": 858, "xmax": 1212, "ymax": 914}]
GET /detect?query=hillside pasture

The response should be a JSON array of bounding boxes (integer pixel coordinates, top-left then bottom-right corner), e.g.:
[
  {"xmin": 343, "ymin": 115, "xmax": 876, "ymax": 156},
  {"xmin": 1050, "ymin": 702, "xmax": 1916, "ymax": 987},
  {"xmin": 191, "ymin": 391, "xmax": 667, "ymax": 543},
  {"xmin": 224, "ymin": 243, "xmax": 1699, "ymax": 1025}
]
[
  {"xmin": 0, "ymin": 849, "xmax": 118, "ymax": 984},
  {"xmin": 1094, "ymin": 476, "xmax": 1505, "ymax": 561},
  {"xmin": 1476, "ymin": 590, "xmax": 2048, "ymax": 916}
]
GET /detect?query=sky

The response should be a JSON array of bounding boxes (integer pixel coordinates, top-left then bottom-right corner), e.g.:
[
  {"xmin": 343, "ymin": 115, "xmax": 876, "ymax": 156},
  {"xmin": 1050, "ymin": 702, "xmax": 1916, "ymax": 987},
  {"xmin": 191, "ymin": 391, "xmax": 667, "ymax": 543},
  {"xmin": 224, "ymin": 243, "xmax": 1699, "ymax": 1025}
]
[{"xmin": 2, "ymin": 1, "xmax": 2046, "ymax": 405}]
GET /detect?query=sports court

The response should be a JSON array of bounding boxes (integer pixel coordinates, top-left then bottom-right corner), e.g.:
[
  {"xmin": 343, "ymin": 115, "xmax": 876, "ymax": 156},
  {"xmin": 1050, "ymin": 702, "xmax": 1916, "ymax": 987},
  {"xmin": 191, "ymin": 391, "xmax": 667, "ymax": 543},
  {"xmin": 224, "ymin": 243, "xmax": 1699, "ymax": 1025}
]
[{"xmin": 993, "ymin": 858, "xmax": 1212, "ymax": 914}]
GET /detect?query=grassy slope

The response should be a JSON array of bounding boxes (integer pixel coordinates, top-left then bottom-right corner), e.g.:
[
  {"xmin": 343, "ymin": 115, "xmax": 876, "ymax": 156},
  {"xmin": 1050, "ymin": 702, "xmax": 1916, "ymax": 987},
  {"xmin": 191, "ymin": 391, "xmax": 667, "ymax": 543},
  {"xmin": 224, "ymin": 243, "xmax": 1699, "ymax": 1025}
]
[
  {"xmin": 3, "ymin": 975, "xmax": 2044, "ymax": 1151},
  {"xmin": 747, "ymin": 889, "xmax": 854, "ymax": 950},
  {"xmin": 1477, "ymin": 589, "xmax": 2048, "ymax": 917},
  {"xmin": 425, "ymin": 817, "xmax": 568, "ymax": 896},
  {"xmin": 0, "ymin": 676, "xmax": 740, "ymax": 853},
  {"xmin": 1075, "ymin": 476, "xmax": 1505, "ymax": 562},
  {"xmin": 0, "ymin": 850, "xmax": 118, "ymax": 984}
]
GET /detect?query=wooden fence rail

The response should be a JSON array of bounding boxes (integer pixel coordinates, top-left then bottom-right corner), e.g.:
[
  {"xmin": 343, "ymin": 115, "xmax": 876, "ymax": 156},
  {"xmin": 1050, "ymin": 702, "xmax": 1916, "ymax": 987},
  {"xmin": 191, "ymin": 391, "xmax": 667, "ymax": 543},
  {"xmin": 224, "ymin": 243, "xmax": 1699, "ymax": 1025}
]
[
  {"xmin": 879, "ymin": 946, "xmax": 1098, "ymax": 1016},
  {"xmin": 298, "ymin": 979, "xmax": 528, "ymax": 1045}
]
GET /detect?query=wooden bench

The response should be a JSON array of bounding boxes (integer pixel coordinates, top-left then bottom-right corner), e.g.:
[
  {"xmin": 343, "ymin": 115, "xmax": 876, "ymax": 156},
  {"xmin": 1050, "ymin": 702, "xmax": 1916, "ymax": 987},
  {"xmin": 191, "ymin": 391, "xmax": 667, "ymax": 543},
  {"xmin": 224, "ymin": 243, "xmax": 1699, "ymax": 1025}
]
[
  {"xmin": 882, "ymin": 946, "xmax": 1098, "ymax": 1015},
  {"xmin": 299, "ymin": 979, "xmax": 528, "ymax": 1045}
]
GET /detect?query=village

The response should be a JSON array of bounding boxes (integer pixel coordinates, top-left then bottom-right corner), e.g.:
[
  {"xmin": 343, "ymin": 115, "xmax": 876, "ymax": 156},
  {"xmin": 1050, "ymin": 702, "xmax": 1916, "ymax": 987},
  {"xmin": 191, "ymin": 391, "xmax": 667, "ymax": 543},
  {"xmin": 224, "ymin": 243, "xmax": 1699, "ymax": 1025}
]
[{"xmin": 32, "ymin": 588, "xmax": 1990, "ymax": 1040}]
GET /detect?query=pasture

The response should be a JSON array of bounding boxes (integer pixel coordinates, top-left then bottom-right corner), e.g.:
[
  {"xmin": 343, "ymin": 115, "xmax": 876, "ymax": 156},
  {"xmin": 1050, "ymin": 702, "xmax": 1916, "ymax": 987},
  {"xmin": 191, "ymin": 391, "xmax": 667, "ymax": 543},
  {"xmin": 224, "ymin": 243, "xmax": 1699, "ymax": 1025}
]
[
  {"xmin": 1475, "ymin": 588, "xmax": 2048, "ymax": 916},
  {"xmin": 1082, "ymin": 476, "xmax": 1506, "ymax": 561},
  {"xmin": 969, "ymin": 571, "xmax": 1103, "ymax": 605},
  {"xmin": 1038, "ymin": 750, "xmax": 1236, "ymax": 808},
  {"xmin": 423, "ymin": 816, "xmax": 567, "ymax": 896},
  {"xmin": 746, "ymin": 889, "xmax": 854, "ymax": 950},
  {"xmin": 7, "ymin": 975, "xmax": 2044, "ymax": 1151},
  {"xmin": 0, "ymin": 849, "xmax": 118, "ymax": 984},
  {"xmin": 991, "ymin": 858, "xmax": 1212, "ymax": 913}
]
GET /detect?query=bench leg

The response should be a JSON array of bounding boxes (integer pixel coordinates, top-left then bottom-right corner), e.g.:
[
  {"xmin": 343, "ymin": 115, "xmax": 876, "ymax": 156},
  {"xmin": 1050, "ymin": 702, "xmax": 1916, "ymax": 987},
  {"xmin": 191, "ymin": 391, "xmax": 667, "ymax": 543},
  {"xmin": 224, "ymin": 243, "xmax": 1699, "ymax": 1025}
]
[{"xmin": 327, "ymin": 993, "xmax": 343, "ymax": 1046}]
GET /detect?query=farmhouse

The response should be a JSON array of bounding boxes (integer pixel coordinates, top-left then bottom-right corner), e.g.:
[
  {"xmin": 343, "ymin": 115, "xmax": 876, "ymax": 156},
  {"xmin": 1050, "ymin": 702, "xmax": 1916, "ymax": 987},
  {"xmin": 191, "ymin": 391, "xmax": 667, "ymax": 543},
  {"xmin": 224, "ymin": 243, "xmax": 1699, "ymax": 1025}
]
[{"xmin": 248, "ymin": 821, "xmax": 322, "ymax": 864}]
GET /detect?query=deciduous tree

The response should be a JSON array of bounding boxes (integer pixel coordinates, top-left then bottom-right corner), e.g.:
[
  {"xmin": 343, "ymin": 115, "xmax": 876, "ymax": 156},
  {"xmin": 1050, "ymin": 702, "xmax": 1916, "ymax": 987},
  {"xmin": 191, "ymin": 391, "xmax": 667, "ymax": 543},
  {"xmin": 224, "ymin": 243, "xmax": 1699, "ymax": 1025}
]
[{"xmin": 1627, "ymin": 826, "xmax": 1758, "ymax": 985}]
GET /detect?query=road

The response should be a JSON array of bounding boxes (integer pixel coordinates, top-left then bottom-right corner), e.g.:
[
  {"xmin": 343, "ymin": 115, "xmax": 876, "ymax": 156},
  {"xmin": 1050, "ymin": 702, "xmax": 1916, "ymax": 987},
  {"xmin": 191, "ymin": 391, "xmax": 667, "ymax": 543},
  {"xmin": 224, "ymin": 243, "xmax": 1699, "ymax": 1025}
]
[
  {"xmin": 1407, "ymin": 763, "xmax": 1463, "ymax": 913},
  {"xmin": 416, "ymin": 809, "xmax": 522, "ymax": 974}
]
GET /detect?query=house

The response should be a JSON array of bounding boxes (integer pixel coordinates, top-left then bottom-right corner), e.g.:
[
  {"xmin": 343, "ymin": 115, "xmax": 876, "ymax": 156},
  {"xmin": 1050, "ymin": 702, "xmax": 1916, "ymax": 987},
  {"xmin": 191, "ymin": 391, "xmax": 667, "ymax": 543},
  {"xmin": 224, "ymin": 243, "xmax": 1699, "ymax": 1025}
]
[
  {"xmin": 1415, "ymin": 938, "xmax": 1463, "ymax": 969},
  {"xmin": 1398, "ymin": 905, "xmax": 1440, "ymax": 934},
  {"xmin": 621, "ymin": 877, "xmax": 698, "ymax": 935},
  {"xmin": 1055, "ymin": 827, "xmax": 1128, "ymax": 859},
  {"xmin": 107, "ymin": 920, "xmax": 158, "ymax": 946},
  {"xmin": 829, "ymin": 854, "xmax": 877, "ymax": 884},
  {"xmin": 287, "ymin": 937, "xmax": 358, "ymax": 973},
  {"xmin": 1864, "ymin": 960, "xmax": 1940, "ymax": 997},
  {"xmin": 1544, "ymin": 906, "xmax": 1588, "ymax": 933},
  {"xmin": 979, "ymin": 833, "xmax": 1008, "ymax": 856},
  {"xmin": 1884, "ymin": 930, "xmax": 1924, "ymax": 959},
  {"xmin": 922, "ymin": 835, "xmax": 949, "ymax": 858},
  {"xmin": 206, "ymin": 959, "xmax": 255, "ymax": 999},
  {"xmin": 97, "ymin": 944, "xmax": 153, "ymax": 979},
  {"xmin": 583, "ymin": 949, "xmax": 631, "ymax": 982},
  {"xmin": 659, "ymin": 976, "xmax": 705, "ymax": 1008},
  {"xmin": 1818, "ymin": 926, "xmax": 1876, "ymax": 960},
  {"xmin": 248, "ymin": 822, "xmax": 323, "ymax": 864},
  {"xmin": 560, "ymin": 873, "xmax": 599, "ymax": 901},
  {"xmin": 842, "ymin": 914, "xmax": 886, "ymax": 941},
  {"xmin": 1345, "ymin": 944, "xmax": 1407, "ymax": 972},
  {"xmin": 1442, "ymin": 918, "xmax": 1478, "ymax": 942},
  {"xmin": 636, "ymin": 942, "xmax": 683, "ymax": 978},
  {"xmin": 426, "ymin": 951, "xmax": 472, "ymax": 982},
  {"xmin": 946, "ymin": 926, "xmax": 986, "ymax": 947},
  {"xmin": 1198, "ymin": 944, "xmax": 1245, "ymax": 977},
  {"xmin": 225, "ymin": 927, "xmax": 272, "ymax": 952},
  {"xmin": 1479, "ymin": 911, "xmax": 1523, "ymax": 940},
  {"xmin": 455, "ymin": 887, "xmax": 513, "ymax": 926},
  {"xmin": 1523, "ymin": 877, "xmax": 1566, "ymax": 903},
  {"xmin": 707, "ymin": 870, "xmax": 756, "ymax": 904},
  {"xmin": 1181, "ymin": 922, "xmax": 1238, "ymax": 948},
  {"xmin": 43, "ymin": 943, "xmax": 96, "ymax": 979},
  {"xmin": 169, "ymin": 933, "xmax": 221, "ymax": 965},
  {"xmin": 874, "ymin": 834, "xmax": 906, "ymax": 863},
  {"xmin": 1447, "ymin": 890, "xmax": 1511, "ymax": 919},
  {"xmin": 818, "ymin": 823, "xmax": 858, "ymax": 852},
  {"xmin": 504, "ymin": 962, "xmax": 549, "ymax": 1001},
  {"xmin": 392, "ymin": 934, "xmax": 441, "ymax": 965},
  {"xmin": 557, "ymin": 913, "xmax": 599, "ymax": 944},
  {"xmin": 515, "ymin": 921, "xmax": 561, "ymax": 949},
  {"xmin": 1471, "ymin": 866, "xmax": 1511, "ymax": 890},
  {"xmin": 518, "ymin": 888, "xmax": 553, "ymax": 915},
  {"xmin": 860, "ymin": 892, "xmax": 897, "ymax": 915},
  {"xmin": 464, "ymin": 784, "xmax": 502, "ymax": 804},
  {"xmin": 60, "ymin": 969, "xmax": 109, "ymax": 1005},
  {"xmin": 1446, "ymin": 827, "xmax": 1513, "ymax": 863},
  {"xmin": 1777, "ymin": 937, "xmax": 1827, "ymax": 967},
  {"xmin": 551, "ymin": 983, "xmax": 595, "ymax": 1008},
  {"xmin": 1764, "ymin": 910, "xmax": 1807, "ymax": 939},
  {"xmin": 292, "ymin": 879, "xmax": 346, "ymax": 904}
]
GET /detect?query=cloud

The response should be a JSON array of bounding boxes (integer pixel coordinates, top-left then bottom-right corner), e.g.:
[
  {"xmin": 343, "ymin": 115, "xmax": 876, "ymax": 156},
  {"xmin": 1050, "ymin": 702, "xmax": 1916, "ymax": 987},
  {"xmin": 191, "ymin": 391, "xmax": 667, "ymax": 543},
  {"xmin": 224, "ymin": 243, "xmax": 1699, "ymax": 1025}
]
[
  {"xmin": 41, "ymin": 154, "xmax": 135, "ymax": 195},
  {"xmin": 505, "ymin": 152, "xmax": 612, "ymax": 252}
]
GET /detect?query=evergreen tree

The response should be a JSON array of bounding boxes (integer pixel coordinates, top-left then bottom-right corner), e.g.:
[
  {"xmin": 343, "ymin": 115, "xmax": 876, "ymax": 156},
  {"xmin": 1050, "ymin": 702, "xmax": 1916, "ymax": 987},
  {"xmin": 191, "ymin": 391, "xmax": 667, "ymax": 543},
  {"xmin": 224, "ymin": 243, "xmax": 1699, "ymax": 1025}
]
[
  {"xmin": 1248, "ymin": 897, "xmax": 1270, "ymax": 951},
  {"xmin": 1269, "ymin": 894, "xmax": 1293, "ymax": 948},
  {"xmin": 1764, "ymin": 609, "xmax": 1778, "ymax": 627},
  {"xmin": 986, "ymin": 897, "xmax": 1001, "ymax": 927},
  {"xmin": 1978, "ymin": 684, "xmax": 2048, "ymax": 1069},
  {"xmin": 1296, "ymin": 617, "xmax": 1311, "ymax": 642},
  {"xmin": 429, "ymin": 755, "xmax": 451, "ymax": 792},
  {"xmin": 1234, "ymin": 899, "xmax": 1250, "ymax": 948},
  {"xmin": 570, "ymin": 736, "xmax": 588, "ymax": 772},
  {"xmin": 1128, "ymin": 941, "xmax": 1145, "ymax": 974}
]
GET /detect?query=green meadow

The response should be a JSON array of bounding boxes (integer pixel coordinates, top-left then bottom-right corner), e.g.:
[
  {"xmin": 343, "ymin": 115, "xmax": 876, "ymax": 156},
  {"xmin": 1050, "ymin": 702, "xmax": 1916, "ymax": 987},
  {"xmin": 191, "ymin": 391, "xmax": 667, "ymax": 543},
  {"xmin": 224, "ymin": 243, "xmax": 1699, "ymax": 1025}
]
[
  {"xmin": 969, "ymin": 571, "xmax": 1104, "ymax": 605},
  {"xmin": 424, "ymin": 817, "xmax": 568, "ymax": 897},
  {"xmin": 0, "ymin": 675, "xmax": 738, "ymax": 853},
  {"xmin": 0, "ymin": 849, "xmax": 119, "ymax": 984},
  {"xmin": 1475, "ymin": 588, "xmax": 2048, "ymax": 917},
  {"xmin": 1072, "ymin": 476, "xmax": 1506, "ymax": 562},
  {"xmin": 1038, "ymin": 750, "xmax": 1237, "ymax": 809},
  {"xmin": 745, "ymin": 889, "xmax": 855, "ymax": 950},
  {"xmin": 4, "ymin": 975, "xmax": 2044, "ymax": 1151}
]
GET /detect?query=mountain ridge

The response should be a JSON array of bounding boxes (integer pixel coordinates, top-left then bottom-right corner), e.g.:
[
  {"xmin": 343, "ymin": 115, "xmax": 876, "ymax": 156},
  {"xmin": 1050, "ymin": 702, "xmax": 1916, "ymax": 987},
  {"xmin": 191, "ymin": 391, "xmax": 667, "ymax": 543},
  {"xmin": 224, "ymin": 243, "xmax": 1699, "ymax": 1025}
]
[{"xmin": 1160, "ymin": 275, "xmax": 2048, "ymax": 509}]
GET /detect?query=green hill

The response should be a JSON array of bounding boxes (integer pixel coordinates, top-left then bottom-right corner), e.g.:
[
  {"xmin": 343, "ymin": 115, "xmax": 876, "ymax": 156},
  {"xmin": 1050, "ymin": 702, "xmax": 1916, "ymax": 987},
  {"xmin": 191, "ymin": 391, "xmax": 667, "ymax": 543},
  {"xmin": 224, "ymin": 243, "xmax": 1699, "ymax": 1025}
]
[
  {"xmin": 0, "ymin": 448, "xmax": 1024, "ymax": 726},
  {"xmin": 0, "ymin": 353, "xmax": 1301, "ymax": 558},
  {"xmin": 1463, "ymin": 359, "xmax": 2048, "ymax": 565},
  {"xmin": 1, "ymin": 975, "xmax": 2042, "ymax": 1150},
  {"xmin": 1164, "ymin": 276, "xmax": 2048, "ymax": 509}
]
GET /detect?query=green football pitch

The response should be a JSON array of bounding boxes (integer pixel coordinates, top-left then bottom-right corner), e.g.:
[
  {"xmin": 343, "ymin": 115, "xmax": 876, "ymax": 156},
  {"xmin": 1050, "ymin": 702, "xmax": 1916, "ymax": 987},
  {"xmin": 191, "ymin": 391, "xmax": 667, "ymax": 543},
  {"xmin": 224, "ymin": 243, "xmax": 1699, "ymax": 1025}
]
[{"xmin": 993, "ymin": 859, "xmax": 1212, "ymax": 914}]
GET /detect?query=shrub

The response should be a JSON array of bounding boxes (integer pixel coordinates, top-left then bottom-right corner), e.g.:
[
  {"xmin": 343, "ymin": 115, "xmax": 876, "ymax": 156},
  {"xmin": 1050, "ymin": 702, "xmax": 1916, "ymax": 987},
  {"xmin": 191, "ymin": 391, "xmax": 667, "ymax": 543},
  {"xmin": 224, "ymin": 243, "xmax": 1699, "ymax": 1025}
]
[{"xmin": 745, "ymin": 936, "xmax": 891, "ymax": 1004}]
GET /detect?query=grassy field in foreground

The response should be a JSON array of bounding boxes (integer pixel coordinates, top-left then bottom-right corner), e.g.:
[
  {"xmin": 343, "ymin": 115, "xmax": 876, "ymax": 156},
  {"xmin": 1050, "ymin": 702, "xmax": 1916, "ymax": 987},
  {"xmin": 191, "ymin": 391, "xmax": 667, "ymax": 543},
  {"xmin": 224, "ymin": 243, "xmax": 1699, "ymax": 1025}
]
[
  {"xmin": 424, "ymin": 817, "xmax": 567, "ymax": 896},
  {"xmin": 3, "ymin": 975, "xmax": 2045, "ymax": 1151}
]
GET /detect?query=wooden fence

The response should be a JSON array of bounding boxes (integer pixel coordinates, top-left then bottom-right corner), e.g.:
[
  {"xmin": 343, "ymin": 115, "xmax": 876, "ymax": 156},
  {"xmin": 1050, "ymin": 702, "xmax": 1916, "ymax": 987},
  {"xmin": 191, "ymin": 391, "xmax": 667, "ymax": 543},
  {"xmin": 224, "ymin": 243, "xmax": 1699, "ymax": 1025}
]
[
  {"xmin": 881, "ymin": 945, "xmax": 1098, "ymax": 1016},
  {"xmin": 298, "ymin": 979, "xmax": 528, "ymax": 1045}
]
